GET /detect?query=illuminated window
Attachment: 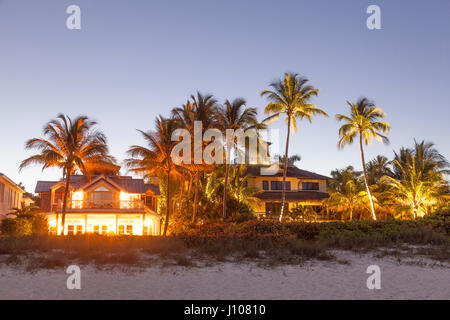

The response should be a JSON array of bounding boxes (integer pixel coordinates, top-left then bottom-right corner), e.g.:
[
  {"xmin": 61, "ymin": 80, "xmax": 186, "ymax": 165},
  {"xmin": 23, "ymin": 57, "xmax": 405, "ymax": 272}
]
[
  {"xmin": 93, "ymin": 225, "xmax": 100, "ymax": 234},
  {"xmin": 118, "ymin": 225, "xmax": 133, "ymax": 235},
  {"xmin": 67, "ymin": 225, "xmax": 75, "ymax": 235},
  {"xmin": 143, "ymin": 226, "xmax": 152, "ymax": 236},
  {"xmin": 49, "ymin": 226, "xmax": 57, "ymax": 235},
  {"xmin": 76, "ymin": 225, "xmax": 83, "ymax": 234},
  {"xmin": 126, "ymin": 225, "xmax": 133, "ymax": 235}
]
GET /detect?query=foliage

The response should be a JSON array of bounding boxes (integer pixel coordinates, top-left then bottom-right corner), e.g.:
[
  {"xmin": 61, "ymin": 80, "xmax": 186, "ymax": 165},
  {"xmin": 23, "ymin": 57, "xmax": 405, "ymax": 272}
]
[
  {"xmin": 20, "ymin": 114, "xmax": 117, "ymax": 232},
  {"xmin": 1, "ymin": 218, "xmax": 33, "ymax": 236},
  {"xmin": 1, "ymin": 214, "xmax": 48, "ymax": 236},
  {"xmin": 336, "ymin": 97, "xmax": 391, "ymax": 221},
  {"xmin": 261, "ymin": 73, "xmax": 328, "ymax": 221}
]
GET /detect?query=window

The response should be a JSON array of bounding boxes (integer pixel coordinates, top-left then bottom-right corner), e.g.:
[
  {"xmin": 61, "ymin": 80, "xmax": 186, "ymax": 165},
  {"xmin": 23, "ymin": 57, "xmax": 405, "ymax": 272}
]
[
  {"xmin": 270, "ymin": 181, "xmax": 290, "ymax": 190},
  {"xmin": 0, "ymin": 182, "xmax": 4, "ymax": 202},
  {"xmin": 49, "ymin": 226, "xmax": 57, "ymax": 235},
  {"xmin": 118, "ymin": 225, "xmax": 133, "ymax": 235},
  {"xmin": 126, "ymin": 225, "xmax": 133, "ymax": 235},
  {"xmin": 143, "ymin": 226, "xmax": 153, "ymax": 236},
  {"xmin": 302, "ymin": 182, "xmax": 319, "ymax": 190},
  {"xmin": 76, "ymin": 225, "xmax": 83, "ymax": 234},
  {"xmin": 265, "ymin": 202, "xmax": 282, "ymax": 216},
  {"xmin": 262, "ymin": 181, "xmax": 269, "ymax": 190},
  {"xmin": 90, "ymin": 186, "xmax": 113, "ymax": 201},
  {"xmin": 67, "ymin": 225, "xmax": 75, "ymax": 235},
  {"xmin": 93, "ymin": 225, "xmax": 108, "ymax": 234}
]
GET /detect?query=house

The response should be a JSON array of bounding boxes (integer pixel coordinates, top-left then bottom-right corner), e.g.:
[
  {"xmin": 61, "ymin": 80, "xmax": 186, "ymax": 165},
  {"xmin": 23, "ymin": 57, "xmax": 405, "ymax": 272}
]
[
  {"xmin": 21, "ymin": 194, "xmax": 35, "ymax": 208},
  {"xmin": 35, "ymin": 174, "xmax": 161, "ymax": 235},
  {"xmin": 0, "ymin": 173, "xmax": 25, "ymax": 219},
  {"xmin": 246, "ymin": 165, "xmax": 330, "ymax": 216}
]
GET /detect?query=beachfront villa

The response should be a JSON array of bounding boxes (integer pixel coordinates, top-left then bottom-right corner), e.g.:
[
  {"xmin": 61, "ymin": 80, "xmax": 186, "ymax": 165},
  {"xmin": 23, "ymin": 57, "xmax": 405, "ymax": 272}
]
[
  {"xmin": 246, "ymin": 165, "xmax": 330, "ymax": 216},
  {"xmin": 0, "ymin": 173, "xmax": 25, "ymax": 219},
  {"xmin": 35, "ymin": 174, "xmax": 161, "ymax": 236}
]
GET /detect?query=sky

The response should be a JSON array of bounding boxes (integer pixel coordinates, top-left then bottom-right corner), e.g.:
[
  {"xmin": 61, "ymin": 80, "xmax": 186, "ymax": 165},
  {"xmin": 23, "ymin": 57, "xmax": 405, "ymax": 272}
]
[{"xmin": 0, "ymin": 0, "xmax": 449, "ymax": 193}]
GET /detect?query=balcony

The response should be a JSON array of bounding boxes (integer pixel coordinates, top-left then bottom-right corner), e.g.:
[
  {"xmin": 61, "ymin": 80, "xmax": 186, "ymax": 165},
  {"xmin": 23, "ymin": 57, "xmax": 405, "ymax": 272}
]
[{"xmin": 56, "ymin": 199, "xmax": 145, "ymax": 211}]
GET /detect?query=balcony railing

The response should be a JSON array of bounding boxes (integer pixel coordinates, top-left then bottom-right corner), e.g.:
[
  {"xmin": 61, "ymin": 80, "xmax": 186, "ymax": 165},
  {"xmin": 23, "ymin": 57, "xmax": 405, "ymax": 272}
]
[{"xmin": 57, "ymin": 199, "xmax": 145, "ymax": 210}]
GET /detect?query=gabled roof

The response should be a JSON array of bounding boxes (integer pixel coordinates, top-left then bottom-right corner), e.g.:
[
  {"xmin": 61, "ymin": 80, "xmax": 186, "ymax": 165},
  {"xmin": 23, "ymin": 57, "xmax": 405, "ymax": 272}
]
[
  {"xmin": 254, "ymin": 191, "xmax": 329, "ymax": 202},
  {"xmin": 245, "ymin": 165, "xmax": 330, "ymax": 180},
  {"xmin": 0, "ymin": 173, "xmax": 26, "ymax": 193},
  {"xmin": 35, "ymin": 175, "xmax": 160, "ymax": 195}
]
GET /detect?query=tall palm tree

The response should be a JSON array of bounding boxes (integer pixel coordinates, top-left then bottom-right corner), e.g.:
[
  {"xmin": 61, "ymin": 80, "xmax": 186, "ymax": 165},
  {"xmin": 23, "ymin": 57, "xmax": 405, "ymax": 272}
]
[
  {"xmin": 20, "ymin": 114, "xmax": 117, "ymax": 234},
  {"xmin": 172, "ymin": 92, "xmax": 218, "ymax": 223},
  {"xmin": 336, "ymin": 98, "xmax": 390, "ymax": 220},
  {"xmin": 261, "ymin": 73, "xmax": 328, "ymax": 221},
  {"xmin": 125, "ymin": 116, "xmax": 180, "ymax": 236},
  {"xmin": 215, "ymin": 98, "xmax": 258, "ymax": 218}
]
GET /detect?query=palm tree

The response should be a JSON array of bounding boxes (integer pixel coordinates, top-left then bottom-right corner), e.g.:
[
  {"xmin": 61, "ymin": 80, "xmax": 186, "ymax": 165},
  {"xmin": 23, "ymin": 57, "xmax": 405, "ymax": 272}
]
[
  {"xmin": 8, "ymin": 204, "xmax": 41, "ymax": 218},
  {"xmin": 172, "ymin": 93, "xmax": 218, "ymax": 223},
  {"xmin": 261, "ymin": 73, "xmax": 328, "ymax": 221},
  {"xmin": 381, "ymin": 157, "xmax": 447, "ymax": 219},
  {"xmin": 366, "ymin": 155, "xmax": 393, "ymax": 185},
  {"xmin": 278, "ymin": 154, "xmax": 301, "ymax": 166},
  {"xmin": 382, "ymin": 140, "xmax": 450, "ymax": 219},
  {"xmin": 20, "ymin": 114, "xmax": 117, "ymax": 234},
  {"xmin": 326, "ymin": 167, "xmax": 368, "ymax": 221},
  {"xmin": 393, "ymin": 140, "xmax": 450, "ymax": 180},
  {"xmin": 215, "ymin": 98, "xmax": 258, "ymax": 218},
  {"xmin": 336, "ymin": 97, "xmax": 390, "ymax": 220},
  {"xmin": 125, "ymin": 116, "xmax": 180, "ymax": 236}
]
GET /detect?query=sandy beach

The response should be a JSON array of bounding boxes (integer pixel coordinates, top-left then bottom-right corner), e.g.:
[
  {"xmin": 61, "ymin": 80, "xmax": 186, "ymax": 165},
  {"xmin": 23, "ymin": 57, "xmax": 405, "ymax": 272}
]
[{"xmin": 1, "ymin": 251, "xmax": 448, "ymax": 300}]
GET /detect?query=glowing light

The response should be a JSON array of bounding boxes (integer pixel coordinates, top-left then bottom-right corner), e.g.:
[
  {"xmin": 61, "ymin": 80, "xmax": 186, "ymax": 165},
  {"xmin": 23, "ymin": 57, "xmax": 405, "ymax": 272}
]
[{"xmin": 72, "ymin": 191, "xmax": 84, "ymax": 201}]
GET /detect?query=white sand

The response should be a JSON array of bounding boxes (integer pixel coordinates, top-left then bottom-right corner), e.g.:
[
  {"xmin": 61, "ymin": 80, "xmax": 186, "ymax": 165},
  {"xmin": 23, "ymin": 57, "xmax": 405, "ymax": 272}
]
[{"xmin": 0, "ymin": 251, "xmax": 448, "ymax": 300}]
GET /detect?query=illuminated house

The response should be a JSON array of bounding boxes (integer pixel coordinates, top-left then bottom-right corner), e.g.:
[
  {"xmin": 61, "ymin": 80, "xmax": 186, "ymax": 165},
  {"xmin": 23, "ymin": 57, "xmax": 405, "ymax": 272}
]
[
  {"xmin": 35, "ymin": 175, "xmax": 160, "ymax": 235},
  {"xmin": 246, "ymin": 165, "xmax": 330, "ymax": 216},
  {"xmin": 0, "ymin": 173, "xmax": 25, "ymax": 219}
]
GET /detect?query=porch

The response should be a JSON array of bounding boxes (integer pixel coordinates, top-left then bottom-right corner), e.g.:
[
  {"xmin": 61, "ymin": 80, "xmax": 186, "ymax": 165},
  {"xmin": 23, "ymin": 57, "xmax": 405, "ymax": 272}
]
[{"xmin": 47, "ymin": 213, "xmax": 161, "ymax": 236}]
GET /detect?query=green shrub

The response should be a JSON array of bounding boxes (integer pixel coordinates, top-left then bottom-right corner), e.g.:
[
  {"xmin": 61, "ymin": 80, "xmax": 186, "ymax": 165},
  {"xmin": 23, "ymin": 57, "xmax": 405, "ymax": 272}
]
[
  {"xmin": 30, "ymin": 214, "xmax": 49, "ymax": 235},
  {"xmin": 1, "ymin": 218, "xmax": 33, "ymax": 236}
]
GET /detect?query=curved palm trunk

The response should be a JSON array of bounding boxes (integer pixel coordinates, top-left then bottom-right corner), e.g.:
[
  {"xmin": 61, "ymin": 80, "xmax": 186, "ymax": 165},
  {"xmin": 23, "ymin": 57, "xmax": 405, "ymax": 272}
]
[
  {"xmin": 359, "ymin": 134, "xmax": 376, "ymax": 220},
  {"xmin": 222, "ymin": 147, "xmax": 231, "ymax": 219},
  {"xmin": 279, "ymin": 116, "xmax": 291, "ymax": 222},
  {"xmin": 192, "ymin": 172, "xmax": 199, "ymax": 223},
  {"xmin": 60, "ymin": 170, "xmax": 71, "ymax": 235},
  {"xmin": 163, "ymin": 171, "xmax": 171, "ymax": 236}
]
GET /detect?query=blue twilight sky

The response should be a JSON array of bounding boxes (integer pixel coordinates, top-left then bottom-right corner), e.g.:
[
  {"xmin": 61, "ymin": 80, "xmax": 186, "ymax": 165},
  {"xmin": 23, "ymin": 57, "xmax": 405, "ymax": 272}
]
[{"xmin": 0, "ymin": 0, "xmax": 449, "ymax": 193}]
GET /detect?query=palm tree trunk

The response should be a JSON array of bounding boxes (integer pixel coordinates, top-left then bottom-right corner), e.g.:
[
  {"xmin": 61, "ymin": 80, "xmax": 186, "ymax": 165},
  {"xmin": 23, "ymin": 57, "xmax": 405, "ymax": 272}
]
[
  {"xmin": 279, "ymin": 116, "xmax": 291, "ymax": 222},
  {"xmin": 349, "ymin": 207, "xmax": 353, "ymax": 221},
  {"xmin": 192, "ymin": 172, "xmax": 199, "ymax": 223},
  {"xmin": 222, "ymin": 148, "xmax": 231, "ymax": 219},
  {"xmin": 359, "ymin": 134, "xmax": 376, "ymax": 220},
  {"xmin": 188, "ymin": 172, "xmax": 193, "ymax": 194},
  {"xmin": 163, "ymin": 171, "xmax": 170, "ymax": 236},
  {"xmin": 60, "ymin": 169, "xmax": 71, "ymax": 235}
]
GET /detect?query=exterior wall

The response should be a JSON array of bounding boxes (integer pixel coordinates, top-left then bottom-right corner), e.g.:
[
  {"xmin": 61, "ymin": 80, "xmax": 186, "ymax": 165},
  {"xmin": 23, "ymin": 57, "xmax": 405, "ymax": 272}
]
[
  {"xmin": 0, "ymin": 175, "xmax": 24, "ymax": 219},
  {"xmin": 46, "ymin": 213, "xmax": 161, "ymax": 236},
  {"xmin": 248, "ymin": 176, "xmax": 326, "ymax": 192}
]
